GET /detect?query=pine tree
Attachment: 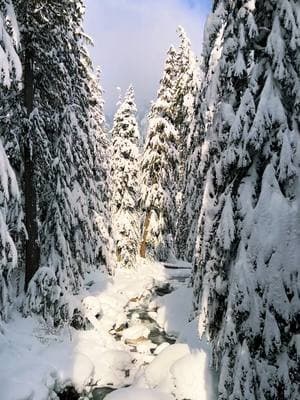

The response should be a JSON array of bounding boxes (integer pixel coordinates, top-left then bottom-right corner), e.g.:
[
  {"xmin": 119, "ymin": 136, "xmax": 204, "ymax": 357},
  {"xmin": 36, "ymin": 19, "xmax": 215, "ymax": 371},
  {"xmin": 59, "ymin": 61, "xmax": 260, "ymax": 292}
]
[
  {"xmin": 15, "ymin": 0, "xmax": 111, "ymax": 324},
  {"xmin": 13, "ymin": 0, "xmax": 81, "ymax": 323},
  {"xmin": 173, "ymin": 26, "xmax": 200, "ymax": 177},
  {"xmin": 172, "ymin": 27, "xmax": 202, "ymax": 261},
  {"xmin": 175, "ymin": 9, "xmax": 227, "ymax": 261},
  {"xmin": 87, "ymin": 68, "xmax": 114, "ymax": 273},
  {"xmin": 0, "ymin": 0, "xmax": 22, "ymax": 322},
  {"xmin": 140, "ymin": 47, "xmax": 179, "ymax": 261},
  {"xmin": 0, "ymin": 1, "xmax": 111, "ymax": 324},
  {"xmin": 192, "ymin": 0, "xmax": 252, "ymax": 319},
  {"xmin": 138, "ymin": 29, "xmax": 199, "ymax": 262},
  {"xmin": 192, "ymin": 0, "xmax": 300, "ymax": 398},
  {"xmin": 0, "ymin": 140, "xmax": 20, "ymax": 322},
  {"xmin": 110, "ymin": 86, "xmax": 140, "ymax": 268}
]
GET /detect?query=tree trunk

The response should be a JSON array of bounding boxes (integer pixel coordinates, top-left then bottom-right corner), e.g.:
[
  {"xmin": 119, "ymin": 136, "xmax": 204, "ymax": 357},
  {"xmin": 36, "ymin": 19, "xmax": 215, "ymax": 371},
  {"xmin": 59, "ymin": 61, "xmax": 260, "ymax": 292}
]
[
  {"xmin": 24, "ymin": 45, "xmax": 40, "ymax": 291},
  {"xmin": 140, "ymin": 211, "xmax": 151, "ymax": 258}
]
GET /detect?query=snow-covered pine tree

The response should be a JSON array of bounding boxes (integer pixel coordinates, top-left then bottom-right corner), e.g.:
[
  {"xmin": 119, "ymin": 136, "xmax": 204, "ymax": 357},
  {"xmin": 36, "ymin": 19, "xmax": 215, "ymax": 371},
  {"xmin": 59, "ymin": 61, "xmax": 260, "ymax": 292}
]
[
  {"xmin": 172, "ymin": 26, "xmax": 202, "ymax": 261},
  {"xmin": 18, "ymin": 0, "xmax": 78, "ymax": 323},
  {"xmin": 175, "ymin": 1, "xmax": 228, "ymax": 262},
  {"xmin": 73, "ymin": 16, "xmax": 114, "ymax": 278},
  {"xmin": 192, "ymin": 0, "xmax": 252, "ymax": 329},
  {"xmin": 70, "ymin": 39, "xmax": 113, "ymax": 275},
  {"xmin": 140, "ymin": 47, "xmax": 179, "ymax": 261},
  {"xmin": 3, "ymin": 0, "xmax": 44, "ymax": 291},
  {"xmin": 0, "ymin": 141, "xmax": 20, "ymax": 322},
  {"xmin": 173, "ymin": 26, "xmax": 200, "ymax": 178},
  {"xmin": 19, "ymin": 0, "xmax": 111, "ymax": 324},
  {"xmin": 193, "ymin": 0, "xmax": 300, "ymax": 398},
  {"xmin": 138, "ymin": 28, "xmax": 199, "ymax": 262},
  {"xmin": 86, "ymin": 68, "xmax": 114, "ymax": 273},
  {"xmin": 110, "ymin": 86, "xmax": 140, "ymax": 268},
  {"xmin": 0, "ymin": 0, "xmax": 23, "ymax": 322}
]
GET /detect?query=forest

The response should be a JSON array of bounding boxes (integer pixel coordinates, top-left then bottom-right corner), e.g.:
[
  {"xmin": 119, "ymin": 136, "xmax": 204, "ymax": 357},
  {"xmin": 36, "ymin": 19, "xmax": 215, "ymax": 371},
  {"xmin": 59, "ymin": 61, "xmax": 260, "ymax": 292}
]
[{"xmin": 0, "ymin": 1, "xmax": 299, "ymax": 399}]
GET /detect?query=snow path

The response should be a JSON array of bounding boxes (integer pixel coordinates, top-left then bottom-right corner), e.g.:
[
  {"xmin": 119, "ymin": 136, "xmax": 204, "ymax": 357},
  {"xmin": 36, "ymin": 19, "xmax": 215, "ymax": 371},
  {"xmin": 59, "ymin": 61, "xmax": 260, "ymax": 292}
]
[{"xmin": 0, "ymin": 259, "xmax": 216, "ymax": 400}]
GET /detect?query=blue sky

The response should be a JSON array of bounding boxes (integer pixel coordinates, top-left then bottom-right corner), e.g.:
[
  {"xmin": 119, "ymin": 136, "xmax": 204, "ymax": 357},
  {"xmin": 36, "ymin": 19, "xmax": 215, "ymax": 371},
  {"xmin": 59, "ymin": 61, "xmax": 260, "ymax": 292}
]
[{"xmin": 84, "ymin": 0, "xmax": 211, "ymax": 118}]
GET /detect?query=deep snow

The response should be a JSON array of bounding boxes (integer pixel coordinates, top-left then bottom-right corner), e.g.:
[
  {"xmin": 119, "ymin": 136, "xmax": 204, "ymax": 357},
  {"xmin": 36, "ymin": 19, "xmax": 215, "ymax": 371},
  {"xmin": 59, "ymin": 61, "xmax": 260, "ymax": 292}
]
[{"xmin": 0, "ymin": 260, "xmax": 216, "ymax": 400}]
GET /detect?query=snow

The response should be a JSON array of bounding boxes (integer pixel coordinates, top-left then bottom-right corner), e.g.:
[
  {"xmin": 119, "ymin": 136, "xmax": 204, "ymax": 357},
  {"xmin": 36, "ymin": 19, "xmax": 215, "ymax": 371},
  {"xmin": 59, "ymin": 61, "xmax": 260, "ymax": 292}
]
[
  {"xmin": 90, "ymin": 350, "xmax": 133, "ymax": 387},
  {"xmin": 151, "ymin": 287, "xmax": 193, "ymax": 336},
  {"xmin": 216, "ymin": 194, "xmax": 235, "ymax": 250},
  {"xmin": 144, "ymin": 343, "xmax": 190, "ymax": 387},
  {"xmin": 105, "ymin": 387, "xmax": 174, "ymax": 400},
  {"xmin": 122, "ymin": 324, "xmax": 150, "ymax": 341},
  {"xmin": 0, "ymin": 1, "xmax": 22, "ymax": 87},
  {"xmin": 154, "ymin": 342, "xmax": 170, "ymax": 355},
  {"xmin": 136, "ymin": 342, "xmax": 215, "ymax": 400},
  {"xmin": 59, "ymin": 352, "xmax": 94, "ymax": 391},
  {"xmin": 167, "ymin": 351, "xmax": 214, "ymax": 400},
  {"xmin": 0, "ymin": 260, "xmax": 215, "ymax": 400},
  {"xmin": 81, "ymin": 296, "xmax": 102, "ymax": 320},
  {"xmin": 177, "ymin": 318, "xmax": 202, "ymax": 349}
]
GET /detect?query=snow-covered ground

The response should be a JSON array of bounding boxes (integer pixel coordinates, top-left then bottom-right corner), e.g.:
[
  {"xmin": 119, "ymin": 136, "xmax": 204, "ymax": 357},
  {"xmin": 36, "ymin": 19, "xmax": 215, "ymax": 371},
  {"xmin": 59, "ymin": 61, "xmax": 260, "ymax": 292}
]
[{"xmin": 0, "ymin": 260, "xmax": 216, "ymax": 400}]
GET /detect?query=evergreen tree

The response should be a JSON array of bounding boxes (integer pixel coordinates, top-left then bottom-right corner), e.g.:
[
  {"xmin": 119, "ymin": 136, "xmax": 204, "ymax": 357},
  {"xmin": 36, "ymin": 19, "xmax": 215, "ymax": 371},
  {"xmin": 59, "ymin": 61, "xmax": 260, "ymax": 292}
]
[
  {"xmin": 0, "ymin": 0, "xmax": 22, "ymax": 321},
  {"xmin": 192, "ymin": 0, "xmax": 300, "ymax": 398},
  {"xmin": 87, "ymin": 68, "xmax": 114, "ymax": 273},
  {"xmin": 138, "ymin": 28, "xmax": 199, "ymax": 262},
  {"xmin": 173, "ymin": 26, "xmax": 200, "ymax": 178},
  {"xmin": 110, "ymin": 86, "xmax": 140, "ymax": 268},
  {"xmin": 8, "ymin": 0, "xmax": 112, "ymax": 324},
  {"xmin": 173, "ymin": 27, "xmax": 201, "ymax": 261},
  {"xmin": 0, "ymin": 1, "xmax": 110, "ymax": 324},
  {"xmin": 140, "ymin": 47, "xmax": 179, "ymax": 261},
  {"xmin": 13, "ymin": 0, "xmax": 81, "ymax": 323},
  {"xmin": 0, "ymin": 141, "xmax": 20, "ymax": 321},
  {"xmin": 175, "ymin": 1, "xmax": 227, "ymax": 261}
]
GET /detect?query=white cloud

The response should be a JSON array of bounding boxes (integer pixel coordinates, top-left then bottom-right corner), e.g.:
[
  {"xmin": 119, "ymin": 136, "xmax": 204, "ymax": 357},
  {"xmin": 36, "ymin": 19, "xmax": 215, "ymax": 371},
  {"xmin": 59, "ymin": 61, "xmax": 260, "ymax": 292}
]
[{"xmin": 84, "ymin": 0, "xmax": 209, "ymax": 119}]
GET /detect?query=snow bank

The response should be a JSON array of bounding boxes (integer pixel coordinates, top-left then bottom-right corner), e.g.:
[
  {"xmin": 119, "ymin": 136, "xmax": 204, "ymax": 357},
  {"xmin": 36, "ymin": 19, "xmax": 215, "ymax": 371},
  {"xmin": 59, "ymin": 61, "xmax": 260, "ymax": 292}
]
[
  {"xmin": 91, "ymin": 350, "xmax": 134, "ymax": 387},
  {"xmin": 152, "ymin": 287, "xmax": 193, "ymax": 335},
  {"xmin": 137, "ymin": 342, "xmax": 215, "ymax": 400},
  {"xmin": 136, "ymin": 344, "xmax": 215, "ymax": 400},
  {"xmin": 144, "ymin": 343, "xmax": 190, "ymax": 387},
  {"xmin": 105, "ymin": 387, "xmax": 174, "ymax": 400},
  {"xmin": 177, "ymin": 318, "xmax": 202, "ymax": 349},
  {"xmin": 122, "ymin": 324, "xmax": 150, "ymax": 341},
  {"xmin": 58, "ymin": 352, "xmax": 94, "ymax": 392},
  {"xmin": 167, "ymin": 351, "xmax": 215, "ymax": 400}
]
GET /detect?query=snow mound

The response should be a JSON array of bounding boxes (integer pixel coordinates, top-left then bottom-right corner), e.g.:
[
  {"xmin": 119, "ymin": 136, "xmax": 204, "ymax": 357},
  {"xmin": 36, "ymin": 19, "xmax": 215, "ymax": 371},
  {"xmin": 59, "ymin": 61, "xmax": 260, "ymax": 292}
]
[
  {"xmin": 168, "ymin": 351, "xmax": 214, "ymax": 400},
  {"xmin": 144, "ymin": 343, "xmax": 190, "ymax": 387},
  {"xmin": 93, "ymin": 350, "xmax": 133, "ymax": 386},
  {"xmin": 122, "ymin": 324, "xmax": 150, "ymax": 341},
  {"xmin": 105, "ymin": 387, "xmax": 174, "ymax": 400},
  {"xmin": 152, "ymin": 287, "xmax": 193, "ymax": 336},
  {"xmin": 135, "ymin": 340, "xmax": 157, "ymax": 354},
  {"xmin": 154, "ymin": 342, "xmax": 170, "ymax": 355},
  {"xmin": 138, "ymin": 343, "xmax": 215, "ymax": 400},
  {"xmin": 59, "ymin": 352, "xmax": 94, "ymax": 392},
  {"xmin": 82, "ymin": 296, "xmax": 102, "ymax": 326}
]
